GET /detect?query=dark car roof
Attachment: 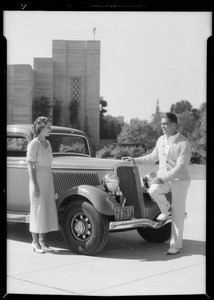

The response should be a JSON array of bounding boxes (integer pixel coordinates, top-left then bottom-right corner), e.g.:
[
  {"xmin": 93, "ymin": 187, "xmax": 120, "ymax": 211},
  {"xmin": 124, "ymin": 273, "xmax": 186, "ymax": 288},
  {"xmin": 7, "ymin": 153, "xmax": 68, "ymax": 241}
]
[{"xmin": 7, "ymin": 124, "xmax": 88, "ymax": 138}]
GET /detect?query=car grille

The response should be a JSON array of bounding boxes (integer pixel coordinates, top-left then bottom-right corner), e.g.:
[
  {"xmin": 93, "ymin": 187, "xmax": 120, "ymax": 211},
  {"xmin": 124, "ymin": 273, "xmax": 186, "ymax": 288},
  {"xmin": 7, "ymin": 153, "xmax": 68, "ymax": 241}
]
[
  {"xmin": 53, "ymin": 171, "xmax": 100, "ymax": 196},
  {"xmin": 117, "ymin": 166, "xmax": 144, "ymax": 218}
]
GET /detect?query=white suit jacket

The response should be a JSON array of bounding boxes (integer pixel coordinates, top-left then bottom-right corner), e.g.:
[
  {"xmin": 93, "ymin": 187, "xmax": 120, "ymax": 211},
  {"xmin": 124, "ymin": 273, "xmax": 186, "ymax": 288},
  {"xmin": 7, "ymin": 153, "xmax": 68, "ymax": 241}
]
[{"xmin": 135, "ymin": 132, "xmax": 191, "ymax": 182}]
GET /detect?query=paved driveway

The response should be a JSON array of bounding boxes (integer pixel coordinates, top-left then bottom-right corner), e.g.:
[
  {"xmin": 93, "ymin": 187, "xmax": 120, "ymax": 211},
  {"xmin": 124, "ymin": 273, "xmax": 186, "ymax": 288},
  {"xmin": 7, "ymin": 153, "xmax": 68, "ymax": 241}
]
[{"xmin": 7, "ymin": 179, "xmax": 206, "ymax": 296}]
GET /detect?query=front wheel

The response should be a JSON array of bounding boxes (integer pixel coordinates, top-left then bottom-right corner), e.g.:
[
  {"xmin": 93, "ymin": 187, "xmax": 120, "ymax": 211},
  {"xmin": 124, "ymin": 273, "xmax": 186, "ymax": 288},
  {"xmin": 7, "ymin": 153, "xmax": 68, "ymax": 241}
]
[
  {"xmin": 61, "ymin": 199, "xmax": 109, "ymax": 255},
  {"xmin": 137, "ymin": 222, "xmax": 171, "ymax": 243}
]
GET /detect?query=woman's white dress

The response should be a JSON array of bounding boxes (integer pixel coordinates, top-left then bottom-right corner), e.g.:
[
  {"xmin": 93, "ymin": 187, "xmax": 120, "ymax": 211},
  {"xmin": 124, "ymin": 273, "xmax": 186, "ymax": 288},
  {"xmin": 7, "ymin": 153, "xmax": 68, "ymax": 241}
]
[{"xmin": 26, "ymin": 137, "xmax": 59, "ymax": 233}]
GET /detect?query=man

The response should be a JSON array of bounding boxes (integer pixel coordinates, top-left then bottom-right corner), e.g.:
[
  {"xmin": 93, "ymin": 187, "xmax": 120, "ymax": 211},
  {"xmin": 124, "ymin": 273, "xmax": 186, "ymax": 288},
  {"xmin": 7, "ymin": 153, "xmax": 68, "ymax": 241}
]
[{"xmin": 126, "ymin": 112, "xmax": 191, "ymax": 255}]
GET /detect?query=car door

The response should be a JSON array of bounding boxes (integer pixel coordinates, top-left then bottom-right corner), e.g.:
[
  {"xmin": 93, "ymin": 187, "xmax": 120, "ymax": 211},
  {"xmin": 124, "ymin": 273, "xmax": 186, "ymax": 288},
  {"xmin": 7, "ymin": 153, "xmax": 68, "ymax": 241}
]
[{"xmin": 7, "ymin": 133, "xmax": 30, "ymax": 212}]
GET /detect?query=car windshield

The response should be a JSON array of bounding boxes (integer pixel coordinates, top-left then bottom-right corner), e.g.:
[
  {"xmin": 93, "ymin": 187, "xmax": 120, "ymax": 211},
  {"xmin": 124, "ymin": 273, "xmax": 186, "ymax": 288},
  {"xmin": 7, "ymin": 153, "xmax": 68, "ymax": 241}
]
[{"xmin": 47, "ymin": 134, "xmax": 90, "ymax": 156}]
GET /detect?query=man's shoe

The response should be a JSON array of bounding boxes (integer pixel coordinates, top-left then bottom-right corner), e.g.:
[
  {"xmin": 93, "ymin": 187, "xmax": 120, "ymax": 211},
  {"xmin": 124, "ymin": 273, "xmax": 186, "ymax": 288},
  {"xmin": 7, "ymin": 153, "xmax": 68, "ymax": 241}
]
[
  {"xmin": 165, "ymin": 246, "xmax": 180, "ymax": 255},
  {"xmin": 157, "ymin": 211, "xmax": 172, "ymax": 221}
]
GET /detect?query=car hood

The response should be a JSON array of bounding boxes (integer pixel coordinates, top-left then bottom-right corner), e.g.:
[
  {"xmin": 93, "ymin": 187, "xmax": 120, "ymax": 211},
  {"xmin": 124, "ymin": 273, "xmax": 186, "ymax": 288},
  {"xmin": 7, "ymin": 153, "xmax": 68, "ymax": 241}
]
[{"xmin": 52, "ymin": 156, "xmax": 130, "ymax": 170}]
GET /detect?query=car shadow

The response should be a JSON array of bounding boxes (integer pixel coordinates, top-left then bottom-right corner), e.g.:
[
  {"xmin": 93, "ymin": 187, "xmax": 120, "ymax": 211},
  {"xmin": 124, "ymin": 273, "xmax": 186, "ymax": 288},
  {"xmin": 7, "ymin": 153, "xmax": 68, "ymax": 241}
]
[{"xmin": 7, "ymin": 222, "xmax": 205, "ymax": 260}]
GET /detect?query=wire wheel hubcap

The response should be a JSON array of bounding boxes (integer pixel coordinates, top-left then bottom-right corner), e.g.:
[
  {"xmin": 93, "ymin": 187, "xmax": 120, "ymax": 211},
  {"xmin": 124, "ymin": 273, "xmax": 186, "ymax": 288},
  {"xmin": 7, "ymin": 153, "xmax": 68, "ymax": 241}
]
[{"xmin": 71, "ymin": 213, "xmax": 92, "ymax": 241}]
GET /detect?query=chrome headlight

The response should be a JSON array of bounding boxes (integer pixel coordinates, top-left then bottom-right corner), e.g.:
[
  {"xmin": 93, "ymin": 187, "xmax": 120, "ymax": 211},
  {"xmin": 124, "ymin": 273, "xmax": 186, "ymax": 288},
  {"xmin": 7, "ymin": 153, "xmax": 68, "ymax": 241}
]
[{"xmin": 101, "ymin": 173, "xmax": 119, "ymax": 193}]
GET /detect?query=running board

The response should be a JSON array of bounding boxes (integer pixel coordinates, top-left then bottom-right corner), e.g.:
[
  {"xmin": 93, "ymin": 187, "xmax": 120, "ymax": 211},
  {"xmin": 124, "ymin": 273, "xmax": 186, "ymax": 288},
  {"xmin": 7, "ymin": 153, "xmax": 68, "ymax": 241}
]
[{"xmin": 7, "ymin": 213, "xmax": 30, "ymax": 223}]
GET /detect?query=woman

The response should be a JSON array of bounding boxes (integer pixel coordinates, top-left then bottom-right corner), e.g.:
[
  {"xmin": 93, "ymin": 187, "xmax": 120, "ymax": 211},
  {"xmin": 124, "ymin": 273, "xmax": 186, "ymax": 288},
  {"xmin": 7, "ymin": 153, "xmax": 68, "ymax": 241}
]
[{"xmin": 26, "ymin": 116, "xmax": 59, "ymax": 253}]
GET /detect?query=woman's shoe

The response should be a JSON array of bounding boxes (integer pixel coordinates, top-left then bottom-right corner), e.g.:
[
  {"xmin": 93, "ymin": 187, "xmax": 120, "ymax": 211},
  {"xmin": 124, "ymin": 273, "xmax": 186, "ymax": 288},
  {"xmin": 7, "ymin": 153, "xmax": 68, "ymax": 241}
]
[
  {"xmin": 39, "ymin": 241, "xmax": 54, "ymax": 252},
  {"xmin": 32, "ymin": 242, "xmax": 45, "ymax": 254}
]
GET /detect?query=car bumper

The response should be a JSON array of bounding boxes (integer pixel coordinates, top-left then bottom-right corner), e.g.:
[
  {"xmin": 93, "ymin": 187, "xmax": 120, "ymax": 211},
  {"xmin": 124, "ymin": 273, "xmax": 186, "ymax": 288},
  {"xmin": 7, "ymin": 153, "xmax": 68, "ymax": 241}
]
[{"xmin": 109, "ymin": 217, "xmax": 172, "ymax": 231}]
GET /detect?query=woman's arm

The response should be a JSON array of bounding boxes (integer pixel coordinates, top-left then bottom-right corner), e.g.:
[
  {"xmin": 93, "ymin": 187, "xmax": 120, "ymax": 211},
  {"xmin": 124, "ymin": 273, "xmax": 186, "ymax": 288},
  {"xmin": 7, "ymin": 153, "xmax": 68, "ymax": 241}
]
[{"xmin": 27, "ymin": 162, "xmax": 40, "ymax": 198}]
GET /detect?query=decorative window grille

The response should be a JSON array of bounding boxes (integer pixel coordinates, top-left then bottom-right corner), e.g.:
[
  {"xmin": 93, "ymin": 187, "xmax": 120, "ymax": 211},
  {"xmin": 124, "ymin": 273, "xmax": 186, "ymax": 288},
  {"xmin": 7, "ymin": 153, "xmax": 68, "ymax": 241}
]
[{"xmin": 71, "ymin": 77, "xmax": 81, "ymax": 101}]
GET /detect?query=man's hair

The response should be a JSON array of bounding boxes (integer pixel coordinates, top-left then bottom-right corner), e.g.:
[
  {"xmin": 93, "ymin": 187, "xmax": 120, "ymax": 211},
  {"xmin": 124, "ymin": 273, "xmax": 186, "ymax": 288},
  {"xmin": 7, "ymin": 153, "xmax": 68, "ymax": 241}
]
[{"xmin": 163, "ymin": 112, "xmax": 178, "ymax": 125}]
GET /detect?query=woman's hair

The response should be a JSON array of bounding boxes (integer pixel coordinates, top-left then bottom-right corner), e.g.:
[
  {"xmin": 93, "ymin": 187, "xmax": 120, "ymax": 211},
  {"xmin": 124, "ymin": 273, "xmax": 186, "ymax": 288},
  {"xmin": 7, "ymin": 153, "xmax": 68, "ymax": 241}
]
[
  {"xmin": 32, "ymin": 116, "xmax": 52, "ymax": 137},
  {"xmin": 163, "ymin": 112, "xmax": 178, "ymax": 125}
]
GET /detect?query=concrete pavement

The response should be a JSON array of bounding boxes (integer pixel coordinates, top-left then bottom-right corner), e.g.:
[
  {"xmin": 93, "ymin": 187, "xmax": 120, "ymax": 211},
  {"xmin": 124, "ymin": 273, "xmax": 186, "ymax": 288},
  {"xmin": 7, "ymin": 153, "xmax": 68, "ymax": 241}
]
[{"xmin": 6, "ymin": 179, "xmax": 206, "ymax": 296}]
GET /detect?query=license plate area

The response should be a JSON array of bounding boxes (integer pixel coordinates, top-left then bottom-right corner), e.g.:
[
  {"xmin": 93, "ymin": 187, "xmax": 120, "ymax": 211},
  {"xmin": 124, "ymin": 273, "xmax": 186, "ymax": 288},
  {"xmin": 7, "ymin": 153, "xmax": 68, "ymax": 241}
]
[{"xmin": 115, "ymin": 206, "xmax": 134, "ymax": 221}]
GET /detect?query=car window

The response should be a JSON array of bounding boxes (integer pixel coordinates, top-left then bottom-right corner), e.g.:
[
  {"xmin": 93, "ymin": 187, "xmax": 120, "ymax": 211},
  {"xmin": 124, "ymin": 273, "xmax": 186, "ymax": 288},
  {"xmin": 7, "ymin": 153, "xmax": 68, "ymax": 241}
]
[
  {"xmin": 47, "ymin": 134, "xmax": 89, "ymax": 155},
  {"xmin": 7, "ymin": 136, "xmax": 28, "ymax": 157}
]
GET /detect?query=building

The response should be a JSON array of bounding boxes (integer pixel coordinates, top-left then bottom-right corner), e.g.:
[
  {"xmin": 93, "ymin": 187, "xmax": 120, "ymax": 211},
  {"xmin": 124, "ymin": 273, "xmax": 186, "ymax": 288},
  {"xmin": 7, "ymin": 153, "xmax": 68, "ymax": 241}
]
[
  {"xmin": 7, "ymin": 64, "xmax": 34, "ymax": 124},
  {"xmin": 7, "ymin": 40, "xmax": 100, "ymax": 146}
]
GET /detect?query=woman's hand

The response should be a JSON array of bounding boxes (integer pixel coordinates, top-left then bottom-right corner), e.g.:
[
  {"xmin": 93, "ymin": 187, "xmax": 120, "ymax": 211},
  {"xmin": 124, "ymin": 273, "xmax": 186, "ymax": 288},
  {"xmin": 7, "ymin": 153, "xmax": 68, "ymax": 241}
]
[{"xmin": 34, "ymin": 184, "xmax": 40, "ymax": 198}]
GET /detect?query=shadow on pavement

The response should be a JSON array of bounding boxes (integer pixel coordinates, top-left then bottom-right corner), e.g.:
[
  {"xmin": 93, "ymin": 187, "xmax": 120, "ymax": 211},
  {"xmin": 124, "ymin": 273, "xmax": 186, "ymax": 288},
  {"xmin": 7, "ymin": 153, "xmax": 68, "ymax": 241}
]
[
  {"xmin": 7, "ymin": 222, "xmax": 205, "ymax": 261},
  {"xmin": 7, "ymin": 222, "xmax": 67, "ymax": 249},
  {"xmin": 98, "ymin": 239, "xmax": 205, "ymax": 261}
]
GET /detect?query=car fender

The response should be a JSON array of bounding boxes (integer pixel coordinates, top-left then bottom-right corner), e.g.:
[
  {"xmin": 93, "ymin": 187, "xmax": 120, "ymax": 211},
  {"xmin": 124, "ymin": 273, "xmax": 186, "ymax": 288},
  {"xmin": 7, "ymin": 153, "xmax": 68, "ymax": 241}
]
[{"xmin": 57, "ymin": 185, "xmax": 116, "ymax": 216}]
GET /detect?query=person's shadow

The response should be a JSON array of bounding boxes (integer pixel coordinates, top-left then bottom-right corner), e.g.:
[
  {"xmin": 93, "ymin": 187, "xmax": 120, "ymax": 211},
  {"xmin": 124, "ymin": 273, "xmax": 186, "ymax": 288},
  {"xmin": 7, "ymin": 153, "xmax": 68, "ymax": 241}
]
[
  {"xmin": 7, "ymin": 222, "xmax": 205, "ymax": 260},
  {"xmin": 96, "ymin": 230, "xmax": 205, "ymax": 261}
]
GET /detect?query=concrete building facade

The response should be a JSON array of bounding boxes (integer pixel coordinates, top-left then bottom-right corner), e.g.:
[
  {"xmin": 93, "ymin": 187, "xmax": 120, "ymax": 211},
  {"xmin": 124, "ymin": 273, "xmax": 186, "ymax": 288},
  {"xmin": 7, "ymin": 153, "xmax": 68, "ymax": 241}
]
[
  {"xmin": 7, "ymin": 65, "xmax": 34, "ymax": 124},
  {"xmin": 7, "ymin": 40, "xmax": 100, "ymax": 146},
  {"xmin": 33, "ymin": 58, "xmax": 54, "ymax": 117},
  {"xmin": 52, "ymin": 40, "xmax": 100, "ymax": 145}
]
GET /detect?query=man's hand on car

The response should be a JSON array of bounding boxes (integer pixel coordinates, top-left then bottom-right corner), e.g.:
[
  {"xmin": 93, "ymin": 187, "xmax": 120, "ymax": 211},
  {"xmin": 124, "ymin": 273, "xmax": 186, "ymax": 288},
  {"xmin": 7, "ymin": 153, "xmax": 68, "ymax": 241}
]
[
  {"xmin": 151, "ymin": 177, "xmax": 164, "ymax": 184},
  {"xmin": 122, "ymin": 156, "xmax": 135, "ymax": 163}
]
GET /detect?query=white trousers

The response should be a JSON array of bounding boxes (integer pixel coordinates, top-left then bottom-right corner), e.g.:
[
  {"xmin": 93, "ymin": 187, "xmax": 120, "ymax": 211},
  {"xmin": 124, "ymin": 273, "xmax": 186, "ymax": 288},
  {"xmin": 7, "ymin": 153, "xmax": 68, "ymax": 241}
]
[
  {"xmin": 149, "ymin": 183, "xmax": 171, "ymax": 214},
  {"xmin": 169, "ymin": 180, "xmax": 191, "ymax": 249},
  {"xmin": 149, "ymin": 180, "xmax": 191, "ymax": 249}
]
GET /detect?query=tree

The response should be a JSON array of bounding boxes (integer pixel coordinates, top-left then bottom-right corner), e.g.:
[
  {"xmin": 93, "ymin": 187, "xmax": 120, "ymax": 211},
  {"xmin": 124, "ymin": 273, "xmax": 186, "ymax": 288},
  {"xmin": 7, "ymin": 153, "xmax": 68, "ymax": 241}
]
[
  {"xmin": 198, "ymin": 106, "xmax": 206, "ymax": 146},
  {"xmin": 189, "ymin": 102, "xmax": 206, "ymax": 146},
  {"xmin": 190, "ymin": 102, "xmax": 206, "ymax": 163},
  {"xmin": 177, "ymin": 110, "xmax": 195, "ymax": 139},
  {"xmin": 171, "ymin": 100, "xmax": 206, "ymax": 163},
  {"xmin": 83, "ymin": 115, "xmax": 90, "ymax": 137},
  {"xmin": 52, "ymin": 97, "xmax": 62, "ymax": 126},
  {"xmin": 150, "ymin": 100, "xmax": 164, "ymax": 137},
  {"xmin": 199, "ymin": 102, "xmax": 206, "ymax": 114},
  {"xmin": 100, "ymin": 96, "xmax": 107, "ymax": 115},
  {"xmin": 100, "ymin": 96, "xmax": 108, "ymax": 138},
  {"xmin": 97, "ymin": 97, "xmax": 206, "ymax": 163},
  {"xmin": 101, "ymin": 115, "xmax": 123, "ymax": 139},
  {"xmin": 170, "ymin": 100, "xmax": 193, "ymax": 114},
  {"xmin": 99, "ymin": 96, "xmax": 123, "ymax": 139},
  {"xmin": 69, "ymin": 99, "xmax": 80, "ymax": 128},
  {"xmin": 32, "ymin": 96, "xmax": 51, "ymax": 121},
  {"xmin": 117, "ymin": 118, "xmax": 157, "ymax": 150}
]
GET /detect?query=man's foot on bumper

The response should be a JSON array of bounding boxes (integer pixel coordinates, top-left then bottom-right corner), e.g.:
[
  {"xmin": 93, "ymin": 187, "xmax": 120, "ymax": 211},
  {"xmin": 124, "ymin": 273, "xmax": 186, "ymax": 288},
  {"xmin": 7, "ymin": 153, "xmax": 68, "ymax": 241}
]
[{"xmin": 157, "ymin": 211, "xmax": 172, "ymax": 221}]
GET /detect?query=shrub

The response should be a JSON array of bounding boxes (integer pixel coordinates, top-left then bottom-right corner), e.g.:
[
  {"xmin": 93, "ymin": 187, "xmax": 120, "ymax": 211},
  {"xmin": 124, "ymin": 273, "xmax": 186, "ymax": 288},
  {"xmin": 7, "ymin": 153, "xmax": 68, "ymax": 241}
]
[
  {"xmin": 112, "ymin": 146, "xmax": 145, "ymax": 159},
  {"xmin": 112, "ymin": 146, "xmax": 131, "ymax": 159},
  {"xmin": 96, "ymin": 146, "xmax": 114, "ymax": 158},
  {"xmin": 190, "ymin": 149, "xmax": 206, "ymax": 164},
  {"xmin": 96, "ymin": 145, "xmax": 146, "ymax": 159}
]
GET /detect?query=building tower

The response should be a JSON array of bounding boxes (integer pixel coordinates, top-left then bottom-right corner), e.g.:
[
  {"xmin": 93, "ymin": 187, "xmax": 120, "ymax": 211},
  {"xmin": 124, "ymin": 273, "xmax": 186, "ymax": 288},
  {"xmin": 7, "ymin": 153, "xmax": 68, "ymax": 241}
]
[{"xmin": 52, "ymin": 40, "xmax": 100, "ymax": 146}]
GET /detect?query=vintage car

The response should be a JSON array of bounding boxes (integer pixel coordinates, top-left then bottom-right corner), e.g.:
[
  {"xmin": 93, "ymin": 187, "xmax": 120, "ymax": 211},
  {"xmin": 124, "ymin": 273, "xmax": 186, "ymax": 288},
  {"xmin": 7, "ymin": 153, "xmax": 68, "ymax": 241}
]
[{"xmin": 7, "ymin": 124, "xmax": 172, "ymax": 255}]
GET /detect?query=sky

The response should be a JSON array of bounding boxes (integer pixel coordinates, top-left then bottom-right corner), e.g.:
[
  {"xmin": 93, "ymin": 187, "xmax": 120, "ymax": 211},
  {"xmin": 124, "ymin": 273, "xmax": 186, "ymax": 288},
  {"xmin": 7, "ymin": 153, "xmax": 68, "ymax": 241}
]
[{"xmin": 3, "ymin": 11, "xmax": 212, "ymax": 122}]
